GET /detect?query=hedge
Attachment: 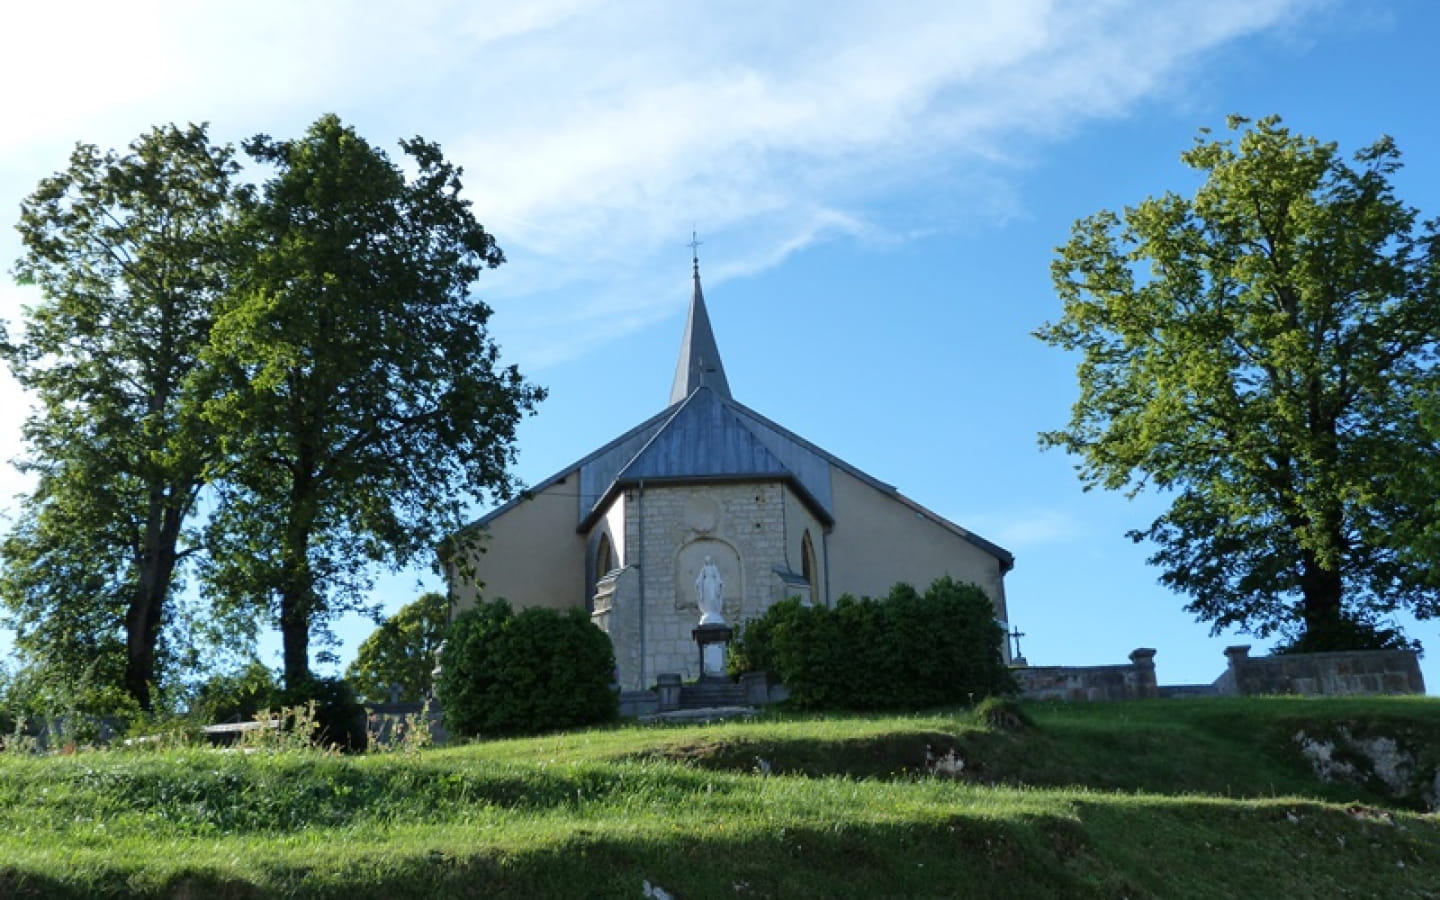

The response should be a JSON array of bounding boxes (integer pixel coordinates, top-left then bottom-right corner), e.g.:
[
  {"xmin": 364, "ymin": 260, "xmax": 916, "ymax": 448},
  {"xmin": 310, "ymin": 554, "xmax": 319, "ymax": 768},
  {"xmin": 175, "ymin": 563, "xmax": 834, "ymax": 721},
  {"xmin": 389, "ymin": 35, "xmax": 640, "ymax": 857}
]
[
  {"xmin": 438, "ymin": 599, "xmax": 617, "ymax": 738},
  {"xmin": 731, "ymin": 576, "xmax": 1014, "ymax": 710}
]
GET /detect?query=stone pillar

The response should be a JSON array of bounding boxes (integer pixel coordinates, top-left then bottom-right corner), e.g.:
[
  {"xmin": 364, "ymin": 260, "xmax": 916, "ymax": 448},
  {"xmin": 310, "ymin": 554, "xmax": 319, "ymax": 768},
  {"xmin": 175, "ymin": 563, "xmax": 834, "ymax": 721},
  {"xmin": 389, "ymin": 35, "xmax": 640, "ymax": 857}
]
[
  {"xmin": 1128, "ymin": 648, "xmax": 1158, "ymax": 699},
  {"xmin": 1223, "ymin": 645, "xmax": 1252, "ymax": 696}
]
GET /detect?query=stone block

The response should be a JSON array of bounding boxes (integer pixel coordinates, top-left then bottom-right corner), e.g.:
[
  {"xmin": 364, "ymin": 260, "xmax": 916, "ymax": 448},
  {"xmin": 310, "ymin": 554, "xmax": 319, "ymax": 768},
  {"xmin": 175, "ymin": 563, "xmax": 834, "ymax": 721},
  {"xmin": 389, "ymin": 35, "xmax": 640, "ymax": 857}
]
[
  {"xmin": 740, "ymin": 672, "xmax": 769, "ymax": 705},
  {"xmin": 656, "ymin": 674, "xmax": 682, "ymax": 712}
]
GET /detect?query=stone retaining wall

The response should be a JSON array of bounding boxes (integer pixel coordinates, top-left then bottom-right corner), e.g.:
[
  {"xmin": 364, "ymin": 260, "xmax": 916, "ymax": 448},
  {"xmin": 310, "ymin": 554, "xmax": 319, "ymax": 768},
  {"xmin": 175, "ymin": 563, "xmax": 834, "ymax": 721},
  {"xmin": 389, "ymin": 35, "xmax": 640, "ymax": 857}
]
[
  {"xmin": 1016, "ymin": 646, "xmax": 1426, "ymax": 703},
  {"xmin": 1013, "ymin": 648, "xmax": 1158, "ymax": 702},
  {"xmin": 1214, "ymin": 645, "xmax": 1425, "ymax": 697}
]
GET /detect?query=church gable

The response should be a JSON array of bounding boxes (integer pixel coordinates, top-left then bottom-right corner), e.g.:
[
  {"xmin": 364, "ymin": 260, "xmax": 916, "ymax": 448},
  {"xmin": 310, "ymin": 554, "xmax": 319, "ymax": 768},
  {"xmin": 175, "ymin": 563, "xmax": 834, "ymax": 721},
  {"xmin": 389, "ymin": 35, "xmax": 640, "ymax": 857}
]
[
  {"xmin": 575, "ymin": 388, "xmax": 838, "ymax": 534},
  {"xmin": 447, "ymin": 250, "xmax": 1015, "ymax": 688}
]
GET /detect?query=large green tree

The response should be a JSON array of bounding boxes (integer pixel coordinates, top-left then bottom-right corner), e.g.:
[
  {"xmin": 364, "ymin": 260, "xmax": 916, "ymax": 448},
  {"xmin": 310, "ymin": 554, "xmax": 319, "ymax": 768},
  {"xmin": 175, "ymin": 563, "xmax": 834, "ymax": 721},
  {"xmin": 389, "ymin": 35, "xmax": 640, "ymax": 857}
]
[
  {"xmin": 2, "ymin": 125, "xmax": 241, "ymax": 710},
  {"xmin": 204, "ymin": 115, "xmax": 543, "ymax": 688},
  {"xmin": 345, "ymin": 591, "xmax": 449, "ymax": 704},
  {"xmin": 1037, "ymin": 115, "xmax": 1440, "ymax": 651}
]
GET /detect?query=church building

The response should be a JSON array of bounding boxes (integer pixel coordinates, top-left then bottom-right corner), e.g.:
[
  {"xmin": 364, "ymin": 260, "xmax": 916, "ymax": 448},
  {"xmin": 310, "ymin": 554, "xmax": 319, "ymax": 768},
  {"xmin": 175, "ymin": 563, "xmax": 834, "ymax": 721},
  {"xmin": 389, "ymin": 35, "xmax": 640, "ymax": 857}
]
[{"xmin": 446, "ymin": 257, "xmax": 1015, "ymax": 691}]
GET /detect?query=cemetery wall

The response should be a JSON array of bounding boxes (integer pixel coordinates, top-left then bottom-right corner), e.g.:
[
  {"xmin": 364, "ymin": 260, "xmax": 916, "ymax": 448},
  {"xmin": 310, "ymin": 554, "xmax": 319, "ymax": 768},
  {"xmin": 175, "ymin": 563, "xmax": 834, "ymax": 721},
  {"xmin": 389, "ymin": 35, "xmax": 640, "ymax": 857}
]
[
  {"xmin": 1214, "ymin": 645, "xmax": 1425, "ymax": 697},
  {"xmin": 1014, "ymin": 648, "xmax": 1158, "ymax": 702}
]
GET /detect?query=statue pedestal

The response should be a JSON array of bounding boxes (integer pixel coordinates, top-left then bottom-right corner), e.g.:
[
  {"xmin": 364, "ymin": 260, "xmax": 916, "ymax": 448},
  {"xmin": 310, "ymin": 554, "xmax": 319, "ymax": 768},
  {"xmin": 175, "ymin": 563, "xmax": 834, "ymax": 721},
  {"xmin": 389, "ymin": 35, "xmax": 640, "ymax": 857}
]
[{"xmin": 692, "ymin": 624, "xmax": 733, "ymax": 681}]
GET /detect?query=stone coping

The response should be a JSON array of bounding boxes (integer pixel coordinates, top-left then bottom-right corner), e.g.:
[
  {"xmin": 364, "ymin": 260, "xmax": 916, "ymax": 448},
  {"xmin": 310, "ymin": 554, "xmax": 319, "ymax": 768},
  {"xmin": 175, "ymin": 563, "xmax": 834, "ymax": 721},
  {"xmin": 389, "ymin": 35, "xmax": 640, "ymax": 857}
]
[{"xmin": 637, "ymin": 706, "xmax": 757, "ymax": 724}]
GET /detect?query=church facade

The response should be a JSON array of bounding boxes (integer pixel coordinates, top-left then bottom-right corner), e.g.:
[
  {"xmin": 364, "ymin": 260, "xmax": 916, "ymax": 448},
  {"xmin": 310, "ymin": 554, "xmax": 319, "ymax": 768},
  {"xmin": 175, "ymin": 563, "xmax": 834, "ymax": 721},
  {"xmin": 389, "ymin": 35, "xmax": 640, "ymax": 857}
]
[{"xmin": 446, "ymin": 261, "xmax": 1015, "ymax": 691}]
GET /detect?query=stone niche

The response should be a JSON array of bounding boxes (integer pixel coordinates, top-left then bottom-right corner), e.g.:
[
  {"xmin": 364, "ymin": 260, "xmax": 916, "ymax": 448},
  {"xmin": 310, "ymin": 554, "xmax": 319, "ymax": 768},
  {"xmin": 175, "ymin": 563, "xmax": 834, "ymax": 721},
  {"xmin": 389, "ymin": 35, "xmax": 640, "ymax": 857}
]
[
  {"xmin": 675, "ymin": 538, "xmax": 742, "ymax": 623},
  {"xmin": 622, "ymin": 482, "xmax": 789, "ymax": 685}
]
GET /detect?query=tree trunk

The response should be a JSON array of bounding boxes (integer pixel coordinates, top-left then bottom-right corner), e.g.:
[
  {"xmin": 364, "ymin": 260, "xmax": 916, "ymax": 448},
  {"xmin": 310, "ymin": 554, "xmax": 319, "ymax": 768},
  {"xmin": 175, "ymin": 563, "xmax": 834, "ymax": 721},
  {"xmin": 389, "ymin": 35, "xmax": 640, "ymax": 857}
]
[
  {"xmin": 279, "ymin": 586, "xmax": 312, "ymax": 690},
  {"xmin": 1298, "ymin": 547, "xmax": 1345, "ymax": 649},
  {"xmin": 279, "ymin": 465, "xmax": 318, "ymax": 690},
  {"xmin": 124, "ymin": 489, "xmax": 188, "ymax": 710},
  {"xmin": 124, "ymin": 596, "xmax": 160, "ymax": 711}
]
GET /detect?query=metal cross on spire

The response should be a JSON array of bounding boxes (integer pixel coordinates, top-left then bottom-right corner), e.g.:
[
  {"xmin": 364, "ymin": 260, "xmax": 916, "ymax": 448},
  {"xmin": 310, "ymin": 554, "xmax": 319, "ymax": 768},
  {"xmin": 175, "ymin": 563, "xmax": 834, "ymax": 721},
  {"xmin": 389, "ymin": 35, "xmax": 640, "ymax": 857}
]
[{"xmin": 687, "ymin": 230, "xmax": 703, "ymax": 269}]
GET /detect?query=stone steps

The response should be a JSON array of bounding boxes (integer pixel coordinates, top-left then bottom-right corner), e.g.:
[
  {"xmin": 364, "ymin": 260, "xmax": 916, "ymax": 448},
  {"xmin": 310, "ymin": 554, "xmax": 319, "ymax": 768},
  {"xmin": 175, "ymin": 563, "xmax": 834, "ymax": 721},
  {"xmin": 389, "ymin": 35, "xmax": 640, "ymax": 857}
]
[{"xmin": 680, "ymin": 680, "xmax": 746, "ymax": 709}]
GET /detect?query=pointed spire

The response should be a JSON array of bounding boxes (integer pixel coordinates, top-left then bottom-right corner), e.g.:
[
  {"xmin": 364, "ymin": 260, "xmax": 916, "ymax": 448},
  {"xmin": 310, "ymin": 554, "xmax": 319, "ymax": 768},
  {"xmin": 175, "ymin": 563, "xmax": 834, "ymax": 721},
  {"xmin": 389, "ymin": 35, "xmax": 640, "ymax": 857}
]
[{"xmin": 670, "ymin": 234, "xmax": 731, "ymax": 405}]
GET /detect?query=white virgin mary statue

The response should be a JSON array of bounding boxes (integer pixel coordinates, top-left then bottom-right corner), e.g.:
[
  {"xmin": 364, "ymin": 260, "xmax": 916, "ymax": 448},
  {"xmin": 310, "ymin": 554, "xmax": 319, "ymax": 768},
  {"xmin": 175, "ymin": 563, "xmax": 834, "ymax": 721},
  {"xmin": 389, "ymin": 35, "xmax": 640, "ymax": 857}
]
[{"xmin": 696, "ymin": 556, "xmax": 725, "ymax": 625}]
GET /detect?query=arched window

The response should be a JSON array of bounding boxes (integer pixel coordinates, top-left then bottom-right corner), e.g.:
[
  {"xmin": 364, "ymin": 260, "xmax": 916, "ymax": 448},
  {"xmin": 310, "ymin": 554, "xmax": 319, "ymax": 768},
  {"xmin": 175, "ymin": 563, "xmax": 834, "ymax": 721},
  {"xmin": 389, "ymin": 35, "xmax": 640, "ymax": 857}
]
[
  {"xmin": 596, "ymin": 533, "xmax": 615, "ymax": 578},
  {"xmin": 800, "ymin": 530, "xmax": 819, "ymax": 606}
]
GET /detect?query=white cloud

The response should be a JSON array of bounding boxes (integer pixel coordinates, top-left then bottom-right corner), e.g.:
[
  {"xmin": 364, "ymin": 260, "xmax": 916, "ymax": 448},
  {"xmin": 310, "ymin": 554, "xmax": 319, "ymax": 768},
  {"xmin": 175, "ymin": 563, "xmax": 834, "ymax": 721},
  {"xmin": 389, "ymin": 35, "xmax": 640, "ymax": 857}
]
[
  {"xmin": 968, "ymin": 509, "xmax": 1083, "ymax": 550},
  {"xmin": 2, "ymin": 2, "xmax": 1312, "ymax": 270},
  {"xmin": 0, "ymin": 0, "xmax": 1317, "ymax": 484},
  {"xmin": 425, "ymin": 0, "xmax": 1314, "ymax": 362}
]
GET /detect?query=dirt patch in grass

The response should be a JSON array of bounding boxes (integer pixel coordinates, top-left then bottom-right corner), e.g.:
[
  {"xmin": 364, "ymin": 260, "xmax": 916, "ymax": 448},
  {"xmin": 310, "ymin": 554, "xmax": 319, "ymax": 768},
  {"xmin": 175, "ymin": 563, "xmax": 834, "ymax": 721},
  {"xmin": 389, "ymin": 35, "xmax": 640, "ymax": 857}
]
[
  {"xmin": 636, "ymin": 730, "xmax": 990, "ymax": 780},
  {"xmin": 163, "ymin": 874, "xmax": 263, "ymax": 900}
]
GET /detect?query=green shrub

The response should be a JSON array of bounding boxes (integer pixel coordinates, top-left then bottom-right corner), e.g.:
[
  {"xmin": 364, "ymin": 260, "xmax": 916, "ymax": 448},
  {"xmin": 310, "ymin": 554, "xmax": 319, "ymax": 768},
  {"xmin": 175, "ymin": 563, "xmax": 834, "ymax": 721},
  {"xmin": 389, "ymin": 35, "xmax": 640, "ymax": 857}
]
[
  {"xmin": 728, "ymin": 596, "xmax": 811, "ymax": 679},
  {"xmin": 345, "ymin": 591, "xmax": 449, "ymax": 704},
  {"xmin": 438, "ymin": 599, "xmax": 617, "ymax": 738},
  {"xmin": 733, "ymin": 576, "xmax": 1014, "ymax": 711},
  {"xmin": 278, "ymin": 676, "xmax": 369, "ymax": 753},
  {"xmin": 189, "ymin": 661, "xmax": 281, "ymax": 724}
]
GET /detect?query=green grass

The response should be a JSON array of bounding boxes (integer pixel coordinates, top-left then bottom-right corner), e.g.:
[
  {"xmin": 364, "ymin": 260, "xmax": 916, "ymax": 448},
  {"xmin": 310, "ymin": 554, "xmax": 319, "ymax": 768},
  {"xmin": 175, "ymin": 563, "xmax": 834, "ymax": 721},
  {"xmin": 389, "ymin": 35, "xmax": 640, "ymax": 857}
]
[{"xmin": 3, "ymin": 697, "xmax": 1440, "ymax": 897}]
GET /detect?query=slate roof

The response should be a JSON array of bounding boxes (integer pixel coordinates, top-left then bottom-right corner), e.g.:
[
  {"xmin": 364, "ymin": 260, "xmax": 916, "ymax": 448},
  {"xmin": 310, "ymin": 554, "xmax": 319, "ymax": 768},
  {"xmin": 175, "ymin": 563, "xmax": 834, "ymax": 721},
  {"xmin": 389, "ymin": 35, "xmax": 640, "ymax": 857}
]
[
  {"xmin": 618, "ymin": 388, "xmax": 790, "ymax": 483},
  {"xmin": 575, "ymin": 385, "xmax": 834, "ymax": 531}
]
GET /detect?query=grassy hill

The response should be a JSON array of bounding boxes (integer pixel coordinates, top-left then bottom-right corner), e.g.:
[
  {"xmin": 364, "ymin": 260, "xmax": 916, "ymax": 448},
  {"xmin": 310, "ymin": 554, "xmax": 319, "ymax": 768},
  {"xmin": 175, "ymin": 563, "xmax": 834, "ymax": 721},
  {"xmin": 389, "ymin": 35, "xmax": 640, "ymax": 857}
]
[{"xmin": 3, "ymin": 697, "xmax": 1440, "ymax": 898}]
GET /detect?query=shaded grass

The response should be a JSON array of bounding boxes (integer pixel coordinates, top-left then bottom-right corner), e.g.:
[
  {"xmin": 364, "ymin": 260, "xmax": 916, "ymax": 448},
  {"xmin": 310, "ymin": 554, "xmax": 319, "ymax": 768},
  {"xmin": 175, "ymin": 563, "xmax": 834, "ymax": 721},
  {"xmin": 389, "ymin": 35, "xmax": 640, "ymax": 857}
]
[
  {"xmin": 6, "ymin": 783, "xmax": 1439, "ymax": 898},
  {"xmin": 3, "ymin": 696, "xmax": 1440, "ymax": 897}
]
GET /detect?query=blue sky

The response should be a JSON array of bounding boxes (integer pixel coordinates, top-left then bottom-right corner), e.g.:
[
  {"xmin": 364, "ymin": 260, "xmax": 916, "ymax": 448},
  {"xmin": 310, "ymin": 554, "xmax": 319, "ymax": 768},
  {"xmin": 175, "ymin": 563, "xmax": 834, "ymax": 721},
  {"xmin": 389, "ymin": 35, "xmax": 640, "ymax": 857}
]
[{"xmin": 3, "ymin": 0, "xmax": 1440, "ymax": 691}]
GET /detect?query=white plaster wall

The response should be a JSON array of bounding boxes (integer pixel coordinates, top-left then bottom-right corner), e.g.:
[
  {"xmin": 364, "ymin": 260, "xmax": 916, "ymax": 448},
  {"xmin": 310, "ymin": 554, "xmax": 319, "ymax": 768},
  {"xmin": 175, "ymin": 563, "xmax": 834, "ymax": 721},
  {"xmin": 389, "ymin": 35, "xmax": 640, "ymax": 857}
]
[
  {"xmin": 584, "ymin": 495, "xmax": 627, "ymax": 607},
  {"xmin": 448, "ymin": 474, "xmax": 586, "ymax": 614},
  {"xmin": 826, "ymin": 467, "xmax": 1009, "ymax": 627},
  {"xmin": 605, "ymin": 495, "xmax": 627, "ymax": 566}
]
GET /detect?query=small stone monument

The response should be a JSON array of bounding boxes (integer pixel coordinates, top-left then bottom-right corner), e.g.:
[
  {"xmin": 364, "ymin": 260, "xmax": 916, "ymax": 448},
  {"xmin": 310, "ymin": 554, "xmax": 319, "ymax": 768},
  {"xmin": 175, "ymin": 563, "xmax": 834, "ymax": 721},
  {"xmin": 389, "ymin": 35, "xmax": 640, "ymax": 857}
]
[
  {"xmin": 430, "ymin": 639, "xmax": 447, "ymax": 702},
  {"xmin": 692, "ymin": 555, "xmax": 732, "ymax": 679}
]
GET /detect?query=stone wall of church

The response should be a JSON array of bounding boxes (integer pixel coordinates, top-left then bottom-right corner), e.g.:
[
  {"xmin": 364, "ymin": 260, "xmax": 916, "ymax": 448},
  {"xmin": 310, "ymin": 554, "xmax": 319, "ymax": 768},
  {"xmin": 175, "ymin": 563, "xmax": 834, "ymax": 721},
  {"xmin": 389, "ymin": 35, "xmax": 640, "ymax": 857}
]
[
  {"xmin": 612, "ymin": 481, "xmax": 791, "ymax": 688},
  {"xmin": 591, "ymin": 566, "xmax": 642, "ymax": 689}
]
